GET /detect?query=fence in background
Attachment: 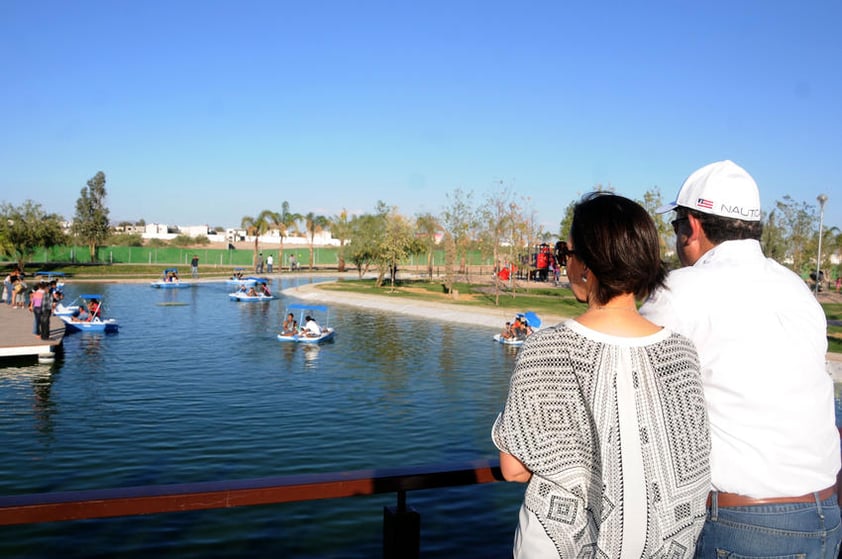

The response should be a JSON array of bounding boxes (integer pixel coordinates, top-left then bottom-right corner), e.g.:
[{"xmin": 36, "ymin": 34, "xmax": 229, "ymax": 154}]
[{"xmin": 3, "ymin": 246, "xmax": 492, "ymax": 269}]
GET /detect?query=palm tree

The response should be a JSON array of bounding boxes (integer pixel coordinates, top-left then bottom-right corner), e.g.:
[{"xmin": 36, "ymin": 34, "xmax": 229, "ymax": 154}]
[
  {"xmin": 329, "ymin": 209, "xmax": 353, "ymax": 273},
  {"xmin": 277, "ymin": 201, "xmax": 302, "ymax": 270},
  {"xmin": 303, "ymin": 212, "xmax": 330, "ymax": 270},
  {"xmin": 241, "ymin": 209, "xmax": 278, "ymax": 270}
]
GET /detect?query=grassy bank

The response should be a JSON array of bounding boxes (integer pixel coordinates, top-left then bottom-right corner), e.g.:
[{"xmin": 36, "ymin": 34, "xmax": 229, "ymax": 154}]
[{"xmin": 322, "ymin": 277, "xmax": 588, "ymax": 316}]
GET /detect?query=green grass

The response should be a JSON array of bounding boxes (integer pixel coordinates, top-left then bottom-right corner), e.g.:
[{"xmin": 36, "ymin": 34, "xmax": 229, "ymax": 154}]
[{"xmin": 824, "ymin": 303, "xmax": 842, "ymax": 353}]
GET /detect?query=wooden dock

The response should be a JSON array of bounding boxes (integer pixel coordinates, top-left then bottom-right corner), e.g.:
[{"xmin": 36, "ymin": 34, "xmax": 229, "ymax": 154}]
[{"xmin": 0, "ymin": 303, "xmax": 64, "ymax": 362}]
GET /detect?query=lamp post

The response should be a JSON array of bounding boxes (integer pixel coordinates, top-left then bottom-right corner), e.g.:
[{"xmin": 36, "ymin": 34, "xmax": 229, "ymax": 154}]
[{"xmin": 815, "ymin": 194, "xmax": 828, "ymax": 296}]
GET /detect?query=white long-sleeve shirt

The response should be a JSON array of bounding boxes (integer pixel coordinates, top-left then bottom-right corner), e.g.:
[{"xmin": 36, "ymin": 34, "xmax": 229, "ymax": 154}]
[{"xmin": 641, "ymin": 239, "xmax": 840, "ymax": 498}]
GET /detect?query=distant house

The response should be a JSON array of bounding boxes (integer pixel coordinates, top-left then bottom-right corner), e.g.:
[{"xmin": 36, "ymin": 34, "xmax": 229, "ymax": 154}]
[
  {"xmin": 142, "ymin": 223, "xmax": 177, "ymax": 241},
  {"xmin": 113, "ymin": 224, "xmax": 144, "ymax": 234},
  {"xmin": 225, "ymin": 228, "xmax": 247, "ymax": 242},
  {"xmin": 225, "ymin": 227, "xmax": 339, "ymax": 247},
  {"xmin": 179, "ymin": 225, "xmax": 212, "ymax": 238},
  {"xmin": 144, "ymin": 223, "xmax": 174, "ymax": 235}
]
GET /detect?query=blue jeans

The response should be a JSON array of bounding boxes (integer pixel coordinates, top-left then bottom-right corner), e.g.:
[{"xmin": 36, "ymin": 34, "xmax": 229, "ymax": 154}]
[{"xmin": 694, "ymin": 492, "xmax": 841, "ymax": 558}]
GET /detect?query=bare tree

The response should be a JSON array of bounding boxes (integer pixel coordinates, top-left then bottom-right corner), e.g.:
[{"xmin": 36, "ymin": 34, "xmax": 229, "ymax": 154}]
[
  {"xmin": 478, "ymin": 186, "xmax": 522, "ymax": 305},
  {"xmin": 440, "ymin": 188, "xmax": 478, "ymax": 286}
]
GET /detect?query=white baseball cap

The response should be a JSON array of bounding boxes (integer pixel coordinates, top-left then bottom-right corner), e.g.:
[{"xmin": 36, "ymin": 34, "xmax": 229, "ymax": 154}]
[{"xmin": 658, "ymin": 160, "xmax": 762, "ymax": 221}]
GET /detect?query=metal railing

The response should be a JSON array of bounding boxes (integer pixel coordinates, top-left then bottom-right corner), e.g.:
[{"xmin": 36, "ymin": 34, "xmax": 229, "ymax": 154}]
[{"xmin": 0, "ymin": 459, "xmax": 503, "ymax": 559}]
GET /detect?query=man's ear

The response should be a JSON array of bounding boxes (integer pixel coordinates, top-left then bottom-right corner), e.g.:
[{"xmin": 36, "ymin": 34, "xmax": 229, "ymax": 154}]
[
  {"xmin": 686, "ymin": 213, "xmax": 704, "ymax": 242},
  {"xmin": 685, "ymin": 213, "xmax": 715, "ymax": 256}
]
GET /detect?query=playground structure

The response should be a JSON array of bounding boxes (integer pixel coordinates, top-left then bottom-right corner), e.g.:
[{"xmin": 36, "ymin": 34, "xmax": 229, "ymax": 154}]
[{"xmin": 496, "ymin": 241, "xmax": 569, "ymax": 283}]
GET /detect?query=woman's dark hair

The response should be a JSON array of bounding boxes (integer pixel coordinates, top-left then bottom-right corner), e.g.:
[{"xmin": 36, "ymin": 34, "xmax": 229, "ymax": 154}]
[{"xmin": 570, "ymin": 192, "xmax": 666, "ymax": 305}]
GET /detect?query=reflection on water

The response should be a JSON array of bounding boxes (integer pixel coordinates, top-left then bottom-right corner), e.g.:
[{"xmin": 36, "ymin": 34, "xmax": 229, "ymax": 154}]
[
  {"xmin": 0, "ymin": 362, "xmax": 59, "ymax": 437},
  {"xmin": 0, "ymin": 278, "xmax": 523, "ymax": 558}
]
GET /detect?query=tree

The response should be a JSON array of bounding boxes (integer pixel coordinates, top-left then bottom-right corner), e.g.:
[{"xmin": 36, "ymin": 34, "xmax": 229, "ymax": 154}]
[
  {"xmin": 415, "ymin": 212, "xmax": 440, "ymax": 280},
  {"xmin": 514, "ymin": 200, "xmax": 541, "ymax": 289},
  {"xmin": 378, "ymin": 208, "xmax": 419, "ymax": 290},
  {"xmin": 478, "ymin": 186, "xmax": 522, "ymax": 305},
  {"xmin": 828, "ymin": 228, "xmax": 842, "ymax": 279},
  {"xmin": 558, "ymin": 199, "xmax": 576, "ymax": 243},
  {"xmin": 107, "ymin": 232, "xmax": 144, "ymax": 247},
  {"xmin": 329, "ymin": 209, "xmax": 353, "ymax": 273},
  {"xmin": 559, "ymin": 184, "xmax": 614, "ymax": 242},
  {"xmin": 440, "ymin": 188, "xmax": 478, "ymax": 289},
  {"xmin": 637, "ymin": 186, "xmax": 676, "ymax": 267},
  {"xmin": 0, "ymin": 200, "xmax": 66, "ymax": 268},
  {"xmin": 241, "ymin": 210, "xmax": 277, "ymax": 268},
  {"xmin": 761, "ymin": 208, "xmax": 788, "ymax": 265},
  {"xmin": 276, "ymin": 201, "xmax": 301, "ymax": 268},
  {"xmin": 170, "ymin": 234, "xmax": 210, "ymax": 247},
  {"xmin": 303, "ymin": 212, "xmax": 329, "ymax": 270},
  {"xmin": 347, "ymin": 211, "xmax": 386, "ymax": 279},
  {"xmin": 72, "ymin": 171, "xmax": 111, "ymax": 263},
  {"xmin": 821, "ymin": 226, "xmax": 841, "ymax": 281},
  {"xmin": 765, "ymin": 195, "xmax": 816, "ymax": 275}
]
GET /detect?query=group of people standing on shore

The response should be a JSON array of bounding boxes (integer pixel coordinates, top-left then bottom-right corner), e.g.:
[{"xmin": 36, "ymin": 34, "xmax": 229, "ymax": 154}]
[
  {"xmin": 254, "ymin": 252, "xmax": 300, "ymax": 274},
  {"xmin": 2, "ymin": 266, "xmax": 28, "ymax": 308},
  {"xmin": 27, "ymin": 279, "xmax": 62, "ymax": 340},
  {"xmin": 493, "ymin": 160, "xmax": 840, "ymax": 558},
  {"xmin": 2, "ymin": 269, "xmax": 63, "ymax": 340}
]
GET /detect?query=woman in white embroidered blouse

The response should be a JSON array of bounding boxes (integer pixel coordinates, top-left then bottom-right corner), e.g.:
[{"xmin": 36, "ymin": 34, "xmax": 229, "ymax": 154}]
[{"xmin": 492, "ymin": 193, "xmax": 710, "ymax": 558}]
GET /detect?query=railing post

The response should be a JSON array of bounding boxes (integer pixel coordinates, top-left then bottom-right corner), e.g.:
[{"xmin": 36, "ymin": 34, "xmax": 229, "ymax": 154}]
[{"xmin": 383, "ymin": 490, "xmax": 419, "ymax": 559}]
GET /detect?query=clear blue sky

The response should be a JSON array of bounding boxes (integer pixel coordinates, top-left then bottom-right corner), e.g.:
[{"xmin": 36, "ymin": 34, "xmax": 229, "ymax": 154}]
[{"xmin": 2, "ymin": 0, "xmax": 840, "ymax": 234}]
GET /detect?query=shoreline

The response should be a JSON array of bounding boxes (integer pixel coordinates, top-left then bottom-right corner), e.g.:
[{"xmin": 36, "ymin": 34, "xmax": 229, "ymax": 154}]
[
  {"xmin": 31, "ymin": 271, "xmax": 842, "ymax": 380},
  {"xmin": 280, "ymin": 280, "xmax": 570, "ymax": 331},
  {"xmin": 281, "ymin": 280, "xmax": 842, "ymax": 383}
]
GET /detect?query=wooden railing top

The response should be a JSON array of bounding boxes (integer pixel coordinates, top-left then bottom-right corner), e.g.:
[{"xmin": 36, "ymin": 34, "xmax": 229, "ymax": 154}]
[{"xmin": 0, "ymin": 459, "xmax": 503, "ymax": 526}]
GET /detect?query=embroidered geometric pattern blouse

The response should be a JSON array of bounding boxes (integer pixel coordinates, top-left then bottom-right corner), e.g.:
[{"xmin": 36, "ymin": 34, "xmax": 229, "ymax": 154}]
[{"xmin": 493, "ymin": 321, "xmax": 710, "ymax": 558}]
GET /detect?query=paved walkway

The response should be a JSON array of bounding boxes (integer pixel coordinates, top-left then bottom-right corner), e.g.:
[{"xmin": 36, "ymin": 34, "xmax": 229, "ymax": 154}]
[{"xmin": 0, "ymin": 303, "xmax": 64, "ymax": 359}]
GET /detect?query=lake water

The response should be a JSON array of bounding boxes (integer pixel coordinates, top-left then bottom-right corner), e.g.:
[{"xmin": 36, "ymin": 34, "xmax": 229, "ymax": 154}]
[{"xmin": 0, "ymin": 277, "xmax": 526, "ymax": 558}]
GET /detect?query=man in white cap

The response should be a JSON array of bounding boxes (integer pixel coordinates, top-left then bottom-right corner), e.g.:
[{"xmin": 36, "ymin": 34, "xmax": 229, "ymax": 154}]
[{"xmin": 640, "ymin": 160, "xmax": 840, "ymax": 557}]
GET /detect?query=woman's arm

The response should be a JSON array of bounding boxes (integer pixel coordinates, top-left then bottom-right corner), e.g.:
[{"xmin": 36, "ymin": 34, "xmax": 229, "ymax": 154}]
[{"xmin": 499, "ymin": 451, "xmax": 532, "ymax": 483}]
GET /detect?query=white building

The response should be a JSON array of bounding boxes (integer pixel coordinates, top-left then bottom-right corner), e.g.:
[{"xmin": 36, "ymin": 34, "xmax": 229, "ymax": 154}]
[{"xmin": 225, "ymin": 228, "xmax": 339, "ymax": 246}]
